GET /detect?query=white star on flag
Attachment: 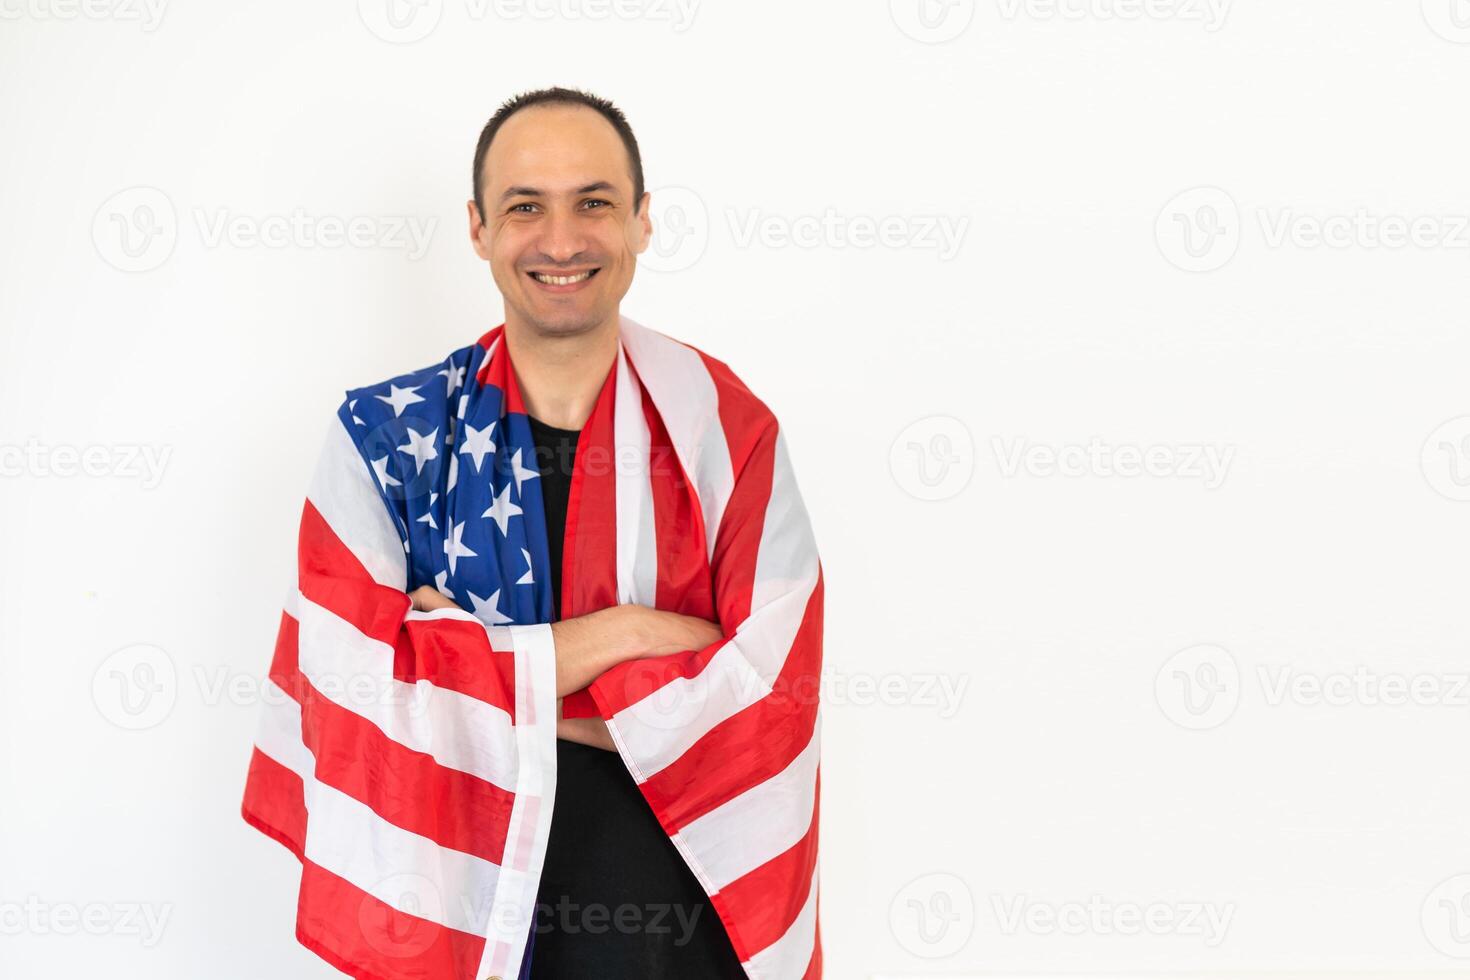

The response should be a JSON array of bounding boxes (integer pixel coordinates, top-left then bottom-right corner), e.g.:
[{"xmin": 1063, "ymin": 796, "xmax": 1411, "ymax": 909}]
[
  {"xmin": 370, "ymin": 456, "xmax": 401, "ymax": 488},
  {"xmin": 459, "ymin": 421, "xmax": 497, "ymax": 472},
  {"xmin": 443, "ymin": 520, "xmax": 476, "ymax": 575},
  {"xmin": 397, "ymin": 426, "xmax": 440, "ymax": 475},
  {"xmin": 375, "ymin": 383, "xmax": 426, "ymax": 418},
  {"xmin": 439, "ymin": 364, "xmax": 466, "ymax": 396},
  {"xmin": 517, "ymin": 547, "xmax": 534, "ymax": 585},
  {"xmin": 434, "ymin": 570, "xmax": 452, "ymax": 597},
  {"xmin": 416, "ymin": 493, "xmax": 440, "ymax": 530},
  {"xmin": 482, "ymin": 482, "xmax": 523, "ymax": 536},
  {"xmin": 468, "ymin": 589, "xmax": 513, "ymax": 625},
  {"xmin": 509, "ymin": 448, "xmax": 540, "ymax": 496}
]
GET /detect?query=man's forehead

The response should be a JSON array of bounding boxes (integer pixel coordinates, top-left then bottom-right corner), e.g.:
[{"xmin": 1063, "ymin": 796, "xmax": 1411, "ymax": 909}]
[{"xmin": 485, "ymin": 105, "xmax": 633, "ymax": 197}]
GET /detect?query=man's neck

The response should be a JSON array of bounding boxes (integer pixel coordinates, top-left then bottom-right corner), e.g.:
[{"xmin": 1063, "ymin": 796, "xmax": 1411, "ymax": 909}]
[{"xmin": 502, "ymin": 314, "xmax": 619, "ymax": 431}]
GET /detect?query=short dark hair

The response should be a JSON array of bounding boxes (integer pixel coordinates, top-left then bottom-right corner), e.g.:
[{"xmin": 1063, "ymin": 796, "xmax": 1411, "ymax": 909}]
[{"xmin": 471, "ymin": 86, "xmax": 645, "ymax": 220}]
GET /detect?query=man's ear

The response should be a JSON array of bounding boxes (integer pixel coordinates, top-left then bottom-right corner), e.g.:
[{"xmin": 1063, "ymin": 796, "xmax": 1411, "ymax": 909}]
[
  {"xmin": 631, "ymin": 191, "xmax": 653, "ymax": 255},
  {"xmin": 466, "ymin": 199, "xmax": 492, "ymax": 261}
]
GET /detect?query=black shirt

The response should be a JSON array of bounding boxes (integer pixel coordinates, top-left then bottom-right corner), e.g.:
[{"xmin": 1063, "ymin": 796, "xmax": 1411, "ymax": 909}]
[{"xmin": 526, "ymin": 414, "xmax": 745, "ymax": 980}]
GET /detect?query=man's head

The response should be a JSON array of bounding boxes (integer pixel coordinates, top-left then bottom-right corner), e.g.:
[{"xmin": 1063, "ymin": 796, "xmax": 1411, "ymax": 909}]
[{"xmin": 467, "ymin": 87, "xmax": 651, "ymax": 341}]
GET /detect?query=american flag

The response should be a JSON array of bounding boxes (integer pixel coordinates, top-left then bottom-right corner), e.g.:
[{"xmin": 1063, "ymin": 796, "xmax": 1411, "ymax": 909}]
[{"xmin": 242, "ymin": 315, "xmax": 825, "ymax": 979}]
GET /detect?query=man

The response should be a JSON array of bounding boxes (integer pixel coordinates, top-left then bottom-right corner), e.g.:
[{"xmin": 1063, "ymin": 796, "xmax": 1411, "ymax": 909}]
[{"xmin": 243, "ymin": 87, "xmax": 824, "ymax": 979}]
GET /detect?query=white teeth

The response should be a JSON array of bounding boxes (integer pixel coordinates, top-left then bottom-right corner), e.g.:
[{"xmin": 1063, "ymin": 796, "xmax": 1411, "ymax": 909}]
[{"xmin": 532, "ymin": 270, "xmax": 593, "ymax": 285}]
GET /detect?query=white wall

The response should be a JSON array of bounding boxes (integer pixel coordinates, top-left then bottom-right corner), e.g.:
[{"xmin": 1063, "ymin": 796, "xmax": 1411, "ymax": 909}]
[{"xmin": 4, "ymin": 1, "xmax": 1470, "ymax": 977}]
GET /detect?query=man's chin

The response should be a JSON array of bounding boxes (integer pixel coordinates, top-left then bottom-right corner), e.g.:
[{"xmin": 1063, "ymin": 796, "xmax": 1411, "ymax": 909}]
[{"xmin": 515, "ymin": 304, "xmax": 608, "ymax": 339}]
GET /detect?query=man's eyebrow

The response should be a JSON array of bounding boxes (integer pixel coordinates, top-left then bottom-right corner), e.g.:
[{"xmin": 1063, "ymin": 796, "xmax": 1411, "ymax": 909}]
[{"xmin": 497, "ymin": 181, "xmax": 620, "ymax": 204}]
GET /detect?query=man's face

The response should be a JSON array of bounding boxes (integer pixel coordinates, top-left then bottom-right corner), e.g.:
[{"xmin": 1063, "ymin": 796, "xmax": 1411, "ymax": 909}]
[{"xmin": 468, "ymin": 104, "xmax": 651, "ymax": 340}]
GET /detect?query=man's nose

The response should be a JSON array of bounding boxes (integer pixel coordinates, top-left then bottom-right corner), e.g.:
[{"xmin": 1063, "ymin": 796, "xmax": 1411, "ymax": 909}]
[{"xmin": 536, "ymin": 209, "xmax": 590, "ymax": 264}]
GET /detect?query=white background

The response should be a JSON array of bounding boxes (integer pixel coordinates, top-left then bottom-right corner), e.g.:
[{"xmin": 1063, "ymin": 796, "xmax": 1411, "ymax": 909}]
[{"xmin": 3, "ymin": 1, "xmax": 1470, "ymax": 977}]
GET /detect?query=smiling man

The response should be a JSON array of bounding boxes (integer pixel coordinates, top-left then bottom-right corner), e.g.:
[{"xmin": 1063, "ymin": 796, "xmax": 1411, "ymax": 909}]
[
  {"xmin": 243, "ymin": 87, "xmax": 825, "ymax": 980},
  {"xmin": 464, "ymin": 88, "xmax": 749, "ymax": 979}
]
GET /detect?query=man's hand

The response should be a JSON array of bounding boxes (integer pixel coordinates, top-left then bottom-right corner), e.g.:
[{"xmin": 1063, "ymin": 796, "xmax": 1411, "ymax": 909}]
[
  {"xmin": 406, "ymin": 585, "xmax": 723, "ymax": 743},
  {"xmin": 409, "ymin": 585, "xmax": 457, "ymax": 612}
]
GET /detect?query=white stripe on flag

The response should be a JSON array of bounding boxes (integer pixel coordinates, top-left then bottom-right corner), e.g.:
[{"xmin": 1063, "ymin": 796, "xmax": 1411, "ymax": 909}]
[
  {"xmin": 743, "ymin": 861, "xmax": 819, "ymax": 979},
  {"xmin": 287, "ymin": 589, "xmax": 519, "ymax": 792},
  {"xmin": 310, "ymin": 418, "xmax": 409, "ymax": 590},
  {"xmin": 613, "ymin": 343, "xmax": 659, "ymax": 606},
  {"xmin": 253, "ymin": 680, "xmax": 503, "ymax": 936},
  {"xmin": 619, "ymin": 315, "xmax": 734, "ymax": 564},
  {"xmin": 674, "ymin": 715, "xmax": 820, "ymax": 889}
]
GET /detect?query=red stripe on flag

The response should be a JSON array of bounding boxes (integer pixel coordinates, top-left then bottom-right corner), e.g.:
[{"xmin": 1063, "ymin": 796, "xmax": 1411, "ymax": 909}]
[
  {"xmin": 242, "ymin": 746, "xmax": 307, "ymax": 859},
  {"xmin": 294, "ymin": 859, "xmax": 486, "ymax": 980},
  {"xmin": 298, "ymin": 500, "xmax": 520, "ymax": 713},
  {"xmin": 712, "ymin": 769, "xmax": 820, "ymax": 956},
  {"xmin": 559, "ymin": 354, "xmax": 621, "ymax": 719},
  {"xmin": 244, "ymin": 751, "xmax": 492, "ymax": 980},
  {"xmin": 397, "ymin": 617, "xmax": 517, "ymax": 719},
  {"xmin": 636, "ymin": 572, "xmax": 823, "ymax": 828},
  {"xmin": 269, "ymin": 611, "xmax": 515, "ymax": 865},
  {"xmin": 298, "ymin": 499, "xmax": 411, "ymax": 645}
]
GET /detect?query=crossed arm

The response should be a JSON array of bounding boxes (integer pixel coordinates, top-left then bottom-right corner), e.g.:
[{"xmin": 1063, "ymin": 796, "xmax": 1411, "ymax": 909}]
[{"xmin": 408, "ymin": 587, "xmax": 721, "ymax": 751}]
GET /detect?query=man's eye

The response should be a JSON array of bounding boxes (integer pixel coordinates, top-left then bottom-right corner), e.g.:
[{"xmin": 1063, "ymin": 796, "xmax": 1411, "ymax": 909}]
[
  {"xmin": 509, "ymin": 203, "xmax": 537, "ymax": 214},
  {"xmin": 582, "ymin": 199, "xmax": 611, "ymax": 210}
]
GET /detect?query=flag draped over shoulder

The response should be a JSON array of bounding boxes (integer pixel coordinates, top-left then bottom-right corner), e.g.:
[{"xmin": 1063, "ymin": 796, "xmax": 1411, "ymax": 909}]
[{"xmin": 241, "ymin": 315, "xmax": 825, "ymax": 980}]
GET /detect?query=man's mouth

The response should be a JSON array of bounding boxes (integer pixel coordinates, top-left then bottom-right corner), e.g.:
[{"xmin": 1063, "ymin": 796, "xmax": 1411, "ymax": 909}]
[{"xmin": 528, "ymin": 268, "xmax": 600, "ymax": 287}]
